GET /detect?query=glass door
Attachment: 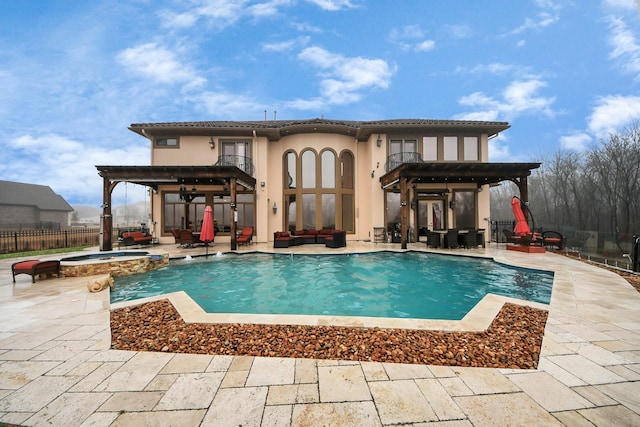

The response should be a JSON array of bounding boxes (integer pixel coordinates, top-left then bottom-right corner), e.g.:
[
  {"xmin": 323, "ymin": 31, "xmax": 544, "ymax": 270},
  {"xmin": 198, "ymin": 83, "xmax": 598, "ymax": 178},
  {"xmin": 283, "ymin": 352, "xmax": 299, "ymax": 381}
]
[{"xmin": 416, "ymin": 199, "xmax": 444, "ymax": 241}]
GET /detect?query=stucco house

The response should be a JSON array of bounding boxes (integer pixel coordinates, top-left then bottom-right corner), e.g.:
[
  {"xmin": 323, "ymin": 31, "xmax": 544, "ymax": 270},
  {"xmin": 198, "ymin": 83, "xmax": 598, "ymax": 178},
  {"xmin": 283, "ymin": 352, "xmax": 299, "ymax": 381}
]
[
  {"xmin": 97, "ymin": 118, "xmax": 539, "ymax": 251},
  {"xmin": 0, "ymin": 180, "xmax": 73, "ymax": 229}
]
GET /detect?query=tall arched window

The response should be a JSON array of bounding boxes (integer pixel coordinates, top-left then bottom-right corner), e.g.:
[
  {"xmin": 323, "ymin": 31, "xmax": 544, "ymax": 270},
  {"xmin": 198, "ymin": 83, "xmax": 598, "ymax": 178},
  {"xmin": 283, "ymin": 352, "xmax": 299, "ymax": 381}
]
[{"xmin": 283, "ymin": 148, "xmax": 355, "ymax": 232}]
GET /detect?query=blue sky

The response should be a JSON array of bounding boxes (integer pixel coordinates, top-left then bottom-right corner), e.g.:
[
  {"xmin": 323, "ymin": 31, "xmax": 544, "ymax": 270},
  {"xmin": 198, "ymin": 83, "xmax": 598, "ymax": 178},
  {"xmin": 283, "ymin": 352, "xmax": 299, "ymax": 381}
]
[{"xmin": 2, "ymin": 0, "xmax": 640, "ymax": 207}]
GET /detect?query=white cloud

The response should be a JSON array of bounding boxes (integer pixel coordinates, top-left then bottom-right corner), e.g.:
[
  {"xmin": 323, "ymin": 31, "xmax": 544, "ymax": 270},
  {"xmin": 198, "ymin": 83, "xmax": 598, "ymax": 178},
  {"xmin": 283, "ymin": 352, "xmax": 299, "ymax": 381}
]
[
  {"xmin": 455, "ymin": 78, "xmax": 556, "ymax": 121},
  {"xmin": 607, "ymin": 16, "xmax": 640, "ymax": 78},
  {"xmin": 117, "ymin": 43, "xmax": 206, "ymax": 88},
  {"xmin": 193, "ymin": 91, "xmax": 264, "ymax": 119},
  {"xmin": 5, "ymin": 134, "xmax": 148, "ymax": 205},
  {"xmin": 444, "ymin": 24, "xmax": 471, "ymax": 39},
  {"xmin": 415, "ymin": 40, "xmax": 436, "ymax": 52},
  {"xmin": 389, "ymin": 25, "xmax": 436, "ymax": 52},
  {"xmin": 159, "ymin": 0, "xmax": 247, "ymax": 29},
  {"xmin": 509, "ymin": 0, "xmax": 560, "ymax": 35},
  {"xmin": 588, "ymin": 95, "xmax": 640, "ymax": 137},
  {"xmin": 262, "ymin": 36, "xmax": 310, "ymax": 52},
  {"xmin": 488, "ymin": 134, "xmax": 512, "ymax": 161},
  {"xmin": 294, "ymin": 46, "xmax": 394, "ymax": 108},
  {"xmin": 559, "ymin": 132, "xmax": 592, "ymax": 151},
  {"xmin": 305, "ymin": 0, "xmax": 356, "ymax": 11},
  {"xmin": 603, "ymin": 0, "xmax": 636, "ymax": 9},
  {"xmin": 248, "ymin": 0, "xmax": 294, "ymax": 17}
]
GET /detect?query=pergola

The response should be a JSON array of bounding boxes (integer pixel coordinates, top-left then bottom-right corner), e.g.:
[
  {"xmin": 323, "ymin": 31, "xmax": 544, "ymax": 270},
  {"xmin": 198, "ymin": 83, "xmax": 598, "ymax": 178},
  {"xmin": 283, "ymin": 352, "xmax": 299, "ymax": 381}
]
[
  {"xmin": 379, "ymin": 162, "xmax": 541, "ymax": 249},
  {"xmin": 96, "ymin": 165, "xmax": 256, "ymax": 251}
]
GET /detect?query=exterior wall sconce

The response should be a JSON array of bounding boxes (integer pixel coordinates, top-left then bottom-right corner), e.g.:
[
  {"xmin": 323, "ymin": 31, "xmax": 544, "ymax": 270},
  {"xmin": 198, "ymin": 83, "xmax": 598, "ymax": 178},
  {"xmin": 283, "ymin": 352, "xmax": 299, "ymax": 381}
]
[
  {"xmin": 260, "ymin": 181, "xmax": 266, "ymax": 187},
  {"xmin": 410, "ymin": 199, "xmax": 416, "ymax": 210},
  {"xmin": 401, "ymin": 201, "xmax": 407, "ymax": 207},
  {"xmin": 449, "ymin": 200, "xmax": 456, "ymax": 209},
  {"xmin": 272, "ymin": 202, "xmax": 277, "ymax": 214},
  {"xmin": 209, "ymin": 137, "xmax": 215, "ymax": 149},
  {"xmin": 376, "ymin": 134, "xmax": 382, "ymax": 147}
]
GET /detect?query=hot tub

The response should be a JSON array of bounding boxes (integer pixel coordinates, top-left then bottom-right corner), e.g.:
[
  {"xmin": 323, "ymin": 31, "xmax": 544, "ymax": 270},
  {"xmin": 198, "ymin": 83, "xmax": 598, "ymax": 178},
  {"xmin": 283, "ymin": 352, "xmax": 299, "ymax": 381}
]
[{"xmin": 61, "ymin": 251, "xmax": 168, "ymax": 277}]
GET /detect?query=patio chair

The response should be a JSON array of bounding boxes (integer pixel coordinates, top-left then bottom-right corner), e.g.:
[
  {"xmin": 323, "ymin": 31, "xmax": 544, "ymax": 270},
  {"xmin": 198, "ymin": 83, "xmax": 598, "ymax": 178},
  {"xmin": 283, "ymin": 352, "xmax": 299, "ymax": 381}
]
[
  {"xmin": 178, "ymin": 229, "xmax": 196, "ymax": 247},
  {"xmin": 236, "ymin": 226, "xmax": 253, "ymax": 246},
  {"xmin": 426, "ymin": 230, "xmax": 441, "ymax": 248},
  {"xmin": 443, "ymin": 229, "xmax": 459, "ymax": 249},
  {"xmin": 459, "ymin": 229, "xmax": 478, "ymax": 249}
]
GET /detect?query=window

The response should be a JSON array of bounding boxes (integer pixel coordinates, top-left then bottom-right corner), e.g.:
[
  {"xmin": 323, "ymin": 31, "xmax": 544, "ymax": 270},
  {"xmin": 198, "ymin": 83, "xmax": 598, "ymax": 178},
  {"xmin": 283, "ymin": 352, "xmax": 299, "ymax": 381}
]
[
  {"xmin": 463, "ymin": 137, "xmax": 478, "ymax": 161},
  {"xmin": 454, "ymin": 191, "xmax": 476, "ymax": 228},
  {"xmin": 321, "ymin": 151, "xmax": 335, "ymax": 188},
  {"xmin": 301, "ymin": 150, "xmax": 316, "ymax": 188},
  {"xmin": 220, "ymin": 140, "xmax": 252, "ymax": 174},
  {"xmin": 423, "ymin": 136, "xmax": 437, "ymax": 161},
  {"xmin": 221, "ymin": 140, "xmax": 250, "ymax": 157},
  {"xmin": 156, "ymin": 137, "xmax": 178, "ymax": 147},
  {"xmin": 390, "ymin": 139, "xmax": 417, "ymax": 155},
  {"xmin": 283, "ymin": 148, "xmax": 355, "ymax": 232},
  {"xmin": 443, "ymin": 136, "xmax": 458, "ymax": 161}
]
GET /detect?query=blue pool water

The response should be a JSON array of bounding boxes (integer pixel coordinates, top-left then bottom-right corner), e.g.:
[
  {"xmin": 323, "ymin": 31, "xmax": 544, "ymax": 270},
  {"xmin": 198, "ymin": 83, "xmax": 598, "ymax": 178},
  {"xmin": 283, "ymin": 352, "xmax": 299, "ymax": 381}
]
[{"xmin": 111, "ymin": 252, "xmax": 554, "ymax": 320}]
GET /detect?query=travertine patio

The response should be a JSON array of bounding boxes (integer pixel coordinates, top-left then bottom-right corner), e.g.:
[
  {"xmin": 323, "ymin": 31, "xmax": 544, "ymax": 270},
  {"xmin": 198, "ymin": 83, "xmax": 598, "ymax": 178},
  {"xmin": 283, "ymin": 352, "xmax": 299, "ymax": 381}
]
[{"xmin": 0, "ymin": 242, "xmax": 639, "ymax": 426}]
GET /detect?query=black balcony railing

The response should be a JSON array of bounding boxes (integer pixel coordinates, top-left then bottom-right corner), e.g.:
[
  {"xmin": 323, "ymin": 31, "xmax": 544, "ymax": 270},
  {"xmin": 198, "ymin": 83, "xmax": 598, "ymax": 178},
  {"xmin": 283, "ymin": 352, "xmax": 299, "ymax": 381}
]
[
  {"xmin": 384, "ymin": 152, "xmax": 423, "ymax": 172},
  {"xmin": 215, "ymin": 155, "xmax": 255, "ymax": 176}
]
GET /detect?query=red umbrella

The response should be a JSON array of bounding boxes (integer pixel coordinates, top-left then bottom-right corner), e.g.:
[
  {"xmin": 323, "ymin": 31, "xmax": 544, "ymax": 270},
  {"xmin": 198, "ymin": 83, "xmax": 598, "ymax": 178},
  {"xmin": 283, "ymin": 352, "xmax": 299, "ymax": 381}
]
[
  {"xmin": 511, "ymin": 197, "xmax": 531, "ymax": 236},
  {"xmin": 200, "ymin": 205, "xmax": 215, "ymax": 256}
]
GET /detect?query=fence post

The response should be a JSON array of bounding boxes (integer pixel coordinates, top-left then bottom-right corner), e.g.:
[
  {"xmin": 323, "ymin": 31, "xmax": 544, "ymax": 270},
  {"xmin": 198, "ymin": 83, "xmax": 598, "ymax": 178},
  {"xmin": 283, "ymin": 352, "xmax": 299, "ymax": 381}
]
[
  {"xmin": 633, "ymin": 234, "xmax": 639, "ymax": 273},
  {"xmin": 13, "ymin": 232, "xmax": 18, "ymax": 252},
  {"xmin": 65, "ymin": 230, "xmax": 68, "ymax": 248}
]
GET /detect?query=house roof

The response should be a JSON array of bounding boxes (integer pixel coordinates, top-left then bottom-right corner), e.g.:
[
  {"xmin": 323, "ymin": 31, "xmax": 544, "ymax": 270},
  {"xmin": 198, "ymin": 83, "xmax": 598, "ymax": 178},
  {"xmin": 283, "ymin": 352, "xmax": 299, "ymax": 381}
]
[
  {"xmin": 129, "ymin": 118, "xmax": 510, "ymax": 142},
  {"xmin": 0, "ymin": 180, "xmax": 73, "ymax": 211}
]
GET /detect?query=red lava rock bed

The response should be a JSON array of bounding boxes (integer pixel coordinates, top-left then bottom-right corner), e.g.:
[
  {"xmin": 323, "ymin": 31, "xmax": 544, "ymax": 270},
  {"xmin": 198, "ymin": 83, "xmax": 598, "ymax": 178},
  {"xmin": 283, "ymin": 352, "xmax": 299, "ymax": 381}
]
[{"xmin": 111, "ymin": 300, "xmax": 548, "ymax": 369}]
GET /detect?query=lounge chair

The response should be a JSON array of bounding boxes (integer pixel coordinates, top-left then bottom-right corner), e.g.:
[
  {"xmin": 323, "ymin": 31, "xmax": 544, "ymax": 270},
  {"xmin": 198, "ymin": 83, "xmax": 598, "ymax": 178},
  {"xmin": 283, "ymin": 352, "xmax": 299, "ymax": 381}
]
[
  {"xmin": 12, "ymin": 260, "xmax": 61, "ymax": 283},
  {"xmin": 542, "ymin": 231, "xmax": 564, "ymax": 250},
  {"xmin": 236, "ymin": 226, "xmax": 253, "ymax": 246}
]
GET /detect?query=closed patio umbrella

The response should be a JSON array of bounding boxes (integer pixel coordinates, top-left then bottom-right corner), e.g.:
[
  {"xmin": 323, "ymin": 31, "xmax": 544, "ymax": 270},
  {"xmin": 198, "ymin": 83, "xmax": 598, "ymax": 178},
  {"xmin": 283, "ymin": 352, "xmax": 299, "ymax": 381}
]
[
  {"xmin": 200, "ymin": 205, "xmax": 215, "ymax": 257},
  {"xmin": 511, "ymin": 197, "xmax": 531, "ymax": 236}
]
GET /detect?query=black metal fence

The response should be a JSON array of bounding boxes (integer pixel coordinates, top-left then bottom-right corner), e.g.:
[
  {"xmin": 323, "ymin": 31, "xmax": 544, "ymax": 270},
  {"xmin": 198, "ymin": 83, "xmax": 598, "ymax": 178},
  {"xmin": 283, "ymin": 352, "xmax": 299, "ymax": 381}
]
[
  {"xmin": 0, "ymin": 226, "xmax": 145, "ymax": 254},
  {"xmin": 491, "ymin": 219, "xmax": 639, "ymax": 272}
]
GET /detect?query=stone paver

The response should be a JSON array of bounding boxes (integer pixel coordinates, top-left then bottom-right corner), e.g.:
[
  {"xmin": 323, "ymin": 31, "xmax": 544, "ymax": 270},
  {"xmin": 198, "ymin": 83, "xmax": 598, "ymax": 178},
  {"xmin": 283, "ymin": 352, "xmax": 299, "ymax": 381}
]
[{"xmin": 0, "ymin": 243, "xmax": 639, "ymax": 426}]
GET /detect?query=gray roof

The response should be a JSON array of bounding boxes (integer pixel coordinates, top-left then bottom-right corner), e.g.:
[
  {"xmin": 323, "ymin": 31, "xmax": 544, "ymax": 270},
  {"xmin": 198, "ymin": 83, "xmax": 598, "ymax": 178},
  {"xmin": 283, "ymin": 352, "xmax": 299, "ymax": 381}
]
[
  {"xmin": 0, "ymin": 180, "xmax": 73, "ymax": 211},
  {"xmin": 129, "ymin": 118, "xmax": 510, "ymax": 142}
]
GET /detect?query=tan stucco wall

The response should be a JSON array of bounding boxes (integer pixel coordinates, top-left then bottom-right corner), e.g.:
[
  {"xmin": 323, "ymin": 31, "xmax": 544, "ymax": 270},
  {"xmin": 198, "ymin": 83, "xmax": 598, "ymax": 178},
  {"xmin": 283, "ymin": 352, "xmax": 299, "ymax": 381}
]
[{"xmin": 148, "ymin": 130, "xmax": 497, "ymax": 245}]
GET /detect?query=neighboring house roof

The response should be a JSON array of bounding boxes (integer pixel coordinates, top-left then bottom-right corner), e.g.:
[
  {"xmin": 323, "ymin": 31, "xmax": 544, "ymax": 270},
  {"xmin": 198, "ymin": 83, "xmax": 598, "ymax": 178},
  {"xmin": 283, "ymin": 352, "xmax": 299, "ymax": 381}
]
[
  {"xmin": 129, "ymin": 118, "xmax": 510, "ymax": 142},
  {"xmin": 0, "ymin": 180, "xmax": 73, "ymax": 212}
]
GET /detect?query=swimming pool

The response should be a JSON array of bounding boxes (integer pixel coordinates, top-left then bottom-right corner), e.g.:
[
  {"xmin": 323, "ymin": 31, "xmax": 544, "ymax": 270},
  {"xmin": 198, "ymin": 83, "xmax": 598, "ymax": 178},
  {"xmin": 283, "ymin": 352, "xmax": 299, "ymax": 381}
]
[{"xmin": 111, "ymin": 252, "xmax": 554, "ymax": 320}]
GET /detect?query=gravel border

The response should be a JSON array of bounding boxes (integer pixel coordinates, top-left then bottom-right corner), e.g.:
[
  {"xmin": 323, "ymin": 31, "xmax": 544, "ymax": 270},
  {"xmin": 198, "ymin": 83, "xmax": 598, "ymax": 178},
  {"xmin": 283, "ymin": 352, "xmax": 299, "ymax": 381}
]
[{"xmin": 111, "ymin": 300, "xmax": 547, "ymax": 369}]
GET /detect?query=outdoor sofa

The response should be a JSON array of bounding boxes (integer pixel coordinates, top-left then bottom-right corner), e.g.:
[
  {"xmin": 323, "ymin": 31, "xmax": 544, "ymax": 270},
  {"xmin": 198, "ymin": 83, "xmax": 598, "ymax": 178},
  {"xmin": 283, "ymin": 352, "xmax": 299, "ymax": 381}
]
[{"xmin": 274, "ymin": 229, "xmax": 346, "ymax": 248}]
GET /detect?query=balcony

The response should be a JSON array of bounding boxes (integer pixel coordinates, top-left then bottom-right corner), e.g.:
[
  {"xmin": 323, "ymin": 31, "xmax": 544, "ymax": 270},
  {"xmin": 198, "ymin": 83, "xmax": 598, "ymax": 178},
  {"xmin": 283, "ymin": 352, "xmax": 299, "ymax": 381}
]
[
  {"xmin": 384, "ymin": 152, "xmax": 423, "ymax": 172},
  {"xmin": 215, "ymin": 155, "xmax": 255, "ymax": 176}
]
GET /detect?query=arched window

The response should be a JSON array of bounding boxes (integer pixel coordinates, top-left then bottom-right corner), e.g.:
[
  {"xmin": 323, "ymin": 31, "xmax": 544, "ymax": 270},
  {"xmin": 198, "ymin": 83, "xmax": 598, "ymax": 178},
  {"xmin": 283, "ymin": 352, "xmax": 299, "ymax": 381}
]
[{"xmin": 283, "ymin": 148, "xmax": 355, "ymax": 232}]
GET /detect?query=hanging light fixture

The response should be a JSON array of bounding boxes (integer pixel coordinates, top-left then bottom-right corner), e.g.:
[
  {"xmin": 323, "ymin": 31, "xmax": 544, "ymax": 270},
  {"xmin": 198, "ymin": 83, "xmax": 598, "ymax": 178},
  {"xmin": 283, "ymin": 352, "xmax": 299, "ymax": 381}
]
[{"xmin": 179, "ymin": 184, "xmax": 187, "ymax": 201}]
